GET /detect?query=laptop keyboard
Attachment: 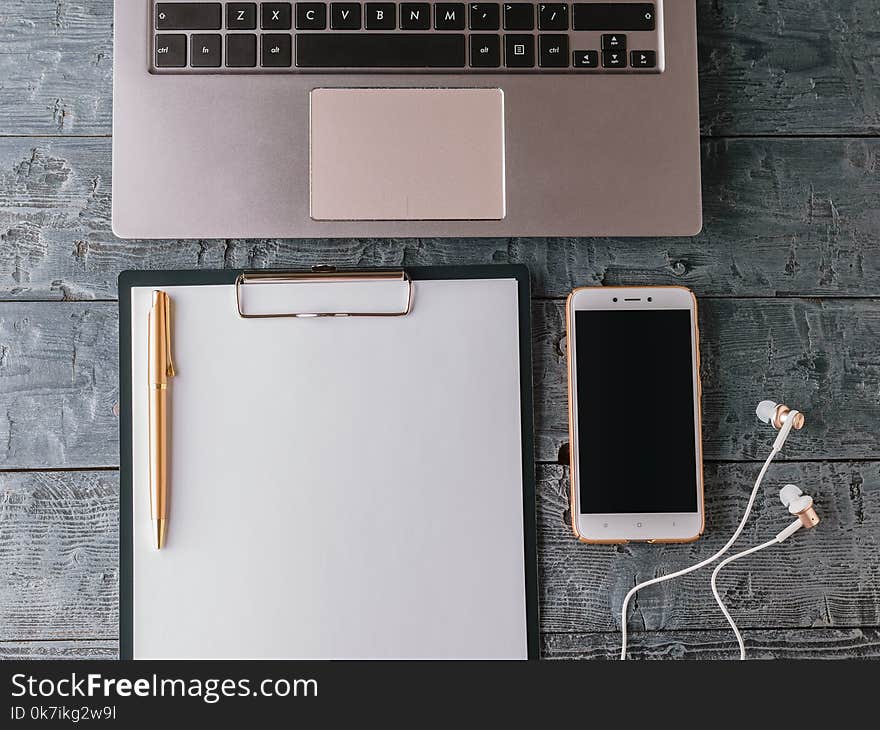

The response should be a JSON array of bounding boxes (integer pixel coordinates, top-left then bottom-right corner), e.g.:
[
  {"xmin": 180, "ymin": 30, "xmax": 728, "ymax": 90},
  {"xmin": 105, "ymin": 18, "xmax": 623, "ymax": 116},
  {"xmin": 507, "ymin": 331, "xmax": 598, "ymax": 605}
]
[{"xmin": 152, "ymin": 1, "xmax": 663, "ymax": 72}]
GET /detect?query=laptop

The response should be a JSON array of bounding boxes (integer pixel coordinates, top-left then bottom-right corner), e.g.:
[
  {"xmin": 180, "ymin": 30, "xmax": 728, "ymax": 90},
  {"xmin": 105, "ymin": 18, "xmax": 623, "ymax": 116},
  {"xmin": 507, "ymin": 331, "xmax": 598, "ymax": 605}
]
[{"xmin": 112, "ymin": 1, "xmax": 701, "ymax": 238}]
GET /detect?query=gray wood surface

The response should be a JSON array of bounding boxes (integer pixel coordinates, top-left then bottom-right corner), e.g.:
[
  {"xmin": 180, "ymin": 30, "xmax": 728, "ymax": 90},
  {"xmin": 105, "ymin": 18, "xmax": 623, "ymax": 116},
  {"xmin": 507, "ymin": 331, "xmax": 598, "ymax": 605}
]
[
  {"xmin": 2, "ymin": 464, "xmax": 876, "ymax": 647},
  {"xmin": 0, "ymin": 0, "xmax": 878, "ymax": 660},
  {"xmin": 1, "ymin": 137, "xmax": 879, "ymax": 301},
  {"xmin": 1, "ymin": 299, "xmax": 877, "ymax": 468},
  {"xmin": 543, "ymin": 629, "xmax": 880, "ymax": 660}
]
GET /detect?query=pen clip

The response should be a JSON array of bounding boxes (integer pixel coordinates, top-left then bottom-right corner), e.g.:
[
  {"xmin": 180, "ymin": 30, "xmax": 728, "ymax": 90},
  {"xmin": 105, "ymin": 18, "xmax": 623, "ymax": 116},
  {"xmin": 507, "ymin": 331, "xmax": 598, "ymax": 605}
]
[
  {"xmin": 163, "ymin": 293, "xmax": 175, "ymax": 378},
  {"xmin": 152, "ymin": 290, "xmax": 175, "ymax": 379}
]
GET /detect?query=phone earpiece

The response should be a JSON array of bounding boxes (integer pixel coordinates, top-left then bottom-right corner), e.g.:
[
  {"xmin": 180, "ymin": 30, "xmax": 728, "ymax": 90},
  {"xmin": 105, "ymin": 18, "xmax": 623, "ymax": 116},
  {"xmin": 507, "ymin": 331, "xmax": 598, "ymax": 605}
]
[
  {"xmin": 756, "ymin": 400, "xmax": 805, "ymax": 431},
  {"xmin": 779, "ymin": 484, "xmax": 820, "ymax": 529}
]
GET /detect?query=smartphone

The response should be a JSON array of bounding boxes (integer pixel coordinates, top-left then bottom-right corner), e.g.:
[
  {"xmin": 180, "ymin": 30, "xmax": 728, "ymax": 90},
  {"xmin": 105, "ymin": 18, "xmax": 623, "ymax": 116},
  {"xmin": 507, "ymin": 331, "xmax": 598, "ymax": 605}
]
[{"xmin": 566, "ymin": 287, "xmax": 704, "ymax": 543}]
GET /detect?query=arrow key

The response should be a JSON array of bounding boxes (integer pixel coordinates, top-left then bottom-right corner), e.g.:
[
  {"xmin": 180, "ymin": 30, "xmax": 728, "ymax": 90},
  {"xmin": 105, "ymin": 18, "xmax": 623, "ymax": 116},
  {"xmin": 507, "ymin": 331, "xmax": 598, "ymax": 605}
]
[
  {"xmin": 601, "ymin": 33, "xmax": 626, "ymax": 50},
  {"xmin": 572, "ymin": 50, "xmax": 599, "ymax": 68},
  {"xmin": 601, "ymin": 49, "xmax": 626, "ymax": 68},
  {"xmin": 630, "ymin": 49, "xmax": 656, "ymax": 68}
]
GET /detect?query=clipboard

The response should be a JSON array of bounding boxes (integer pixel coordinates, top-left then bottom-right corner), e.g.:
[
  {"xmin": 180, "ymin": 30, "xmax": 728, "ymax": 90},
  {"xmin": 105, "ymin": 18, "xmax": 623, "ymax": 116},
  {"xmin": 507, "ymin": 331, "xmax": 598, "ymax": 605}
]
[{"xmin": 119, "ymin": 265, "xmax": 538, "ymax": 659}]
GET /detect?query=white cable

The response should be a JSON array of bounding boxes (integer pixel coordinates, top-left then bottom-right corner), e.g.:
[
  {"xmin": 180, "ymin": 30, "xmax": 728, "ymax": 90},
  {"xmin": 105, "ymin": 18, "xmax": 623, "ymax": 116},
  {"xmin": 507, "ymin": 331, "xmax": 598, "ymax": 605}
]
[
  {"xmin": 710, "ymin": 537, "xmax": 778, "ymax": 660},
  {"xmin": 620, "ymin": 442, "xmax": 780, "ymax": 659}
]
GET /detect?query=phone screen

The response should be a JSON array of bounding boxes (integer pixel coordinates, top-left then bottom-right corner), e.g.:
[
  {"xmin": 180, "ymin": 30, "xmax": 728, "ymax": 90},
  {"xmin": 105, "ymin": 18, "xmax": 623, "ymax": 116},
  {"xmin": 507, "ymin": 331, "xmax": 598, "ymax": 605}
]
[{"xmin": 575, "ymin": 309, "xmax": 698, "ymax": 514}]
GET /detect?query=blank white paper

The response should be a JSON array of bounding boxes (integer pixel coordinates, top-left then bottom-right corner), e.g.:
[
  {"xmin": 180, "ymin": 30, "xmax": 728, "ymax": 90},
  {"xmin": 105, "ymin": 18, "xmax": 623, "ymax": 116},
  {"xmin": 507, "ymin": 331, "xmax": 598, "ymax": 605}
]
[{"xmin": 129, "ymin": 278, "xmax": 528, "ymax": 659}]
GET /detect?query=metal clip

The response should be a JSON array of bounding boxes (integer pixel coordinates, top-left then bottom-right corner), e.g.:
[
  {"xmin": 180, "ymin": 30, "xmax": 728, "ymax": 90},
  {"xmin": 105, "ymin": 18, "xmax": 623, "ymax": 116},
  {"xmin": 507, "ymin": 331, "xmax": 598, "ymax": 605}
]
[{"xmin": 234, "ymin": 269, "xmax": 414, "ymax": 319}]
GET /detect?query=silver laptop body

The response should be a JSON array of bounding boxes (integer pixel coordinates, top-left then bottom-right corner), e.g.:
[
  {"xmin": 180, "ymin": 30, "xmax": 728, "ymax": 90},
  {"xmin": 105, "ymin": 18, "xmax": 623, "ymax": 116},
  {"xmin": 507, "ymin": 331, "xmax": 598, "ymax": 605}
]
[{"xmin": 112, "ymin": 1, "xmax": 701, "ymax": 238}]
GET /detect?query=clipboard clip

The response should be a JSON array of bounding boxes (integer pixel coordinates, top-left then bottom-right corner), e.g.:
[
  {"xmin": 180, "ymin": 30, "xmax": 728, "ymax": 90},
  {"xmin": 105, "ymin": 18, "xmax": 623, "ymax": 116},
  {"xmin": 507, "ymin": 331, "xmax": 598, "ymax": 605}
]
[{"xmin": 234, "ymin": 268, "xmax": 414, "ymax": 319}]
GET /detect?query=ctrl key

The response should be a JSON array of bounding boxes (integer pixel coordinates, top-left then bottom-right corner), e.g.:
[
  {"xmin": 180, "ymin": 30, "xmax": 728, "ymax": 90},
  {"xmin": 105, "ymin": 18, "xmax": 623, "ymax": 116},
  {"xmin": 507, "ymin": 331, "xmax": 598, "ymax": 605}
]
[
  {"xmin": 262, "ymin": 34, "xmax": 292, "ymax": 67},
  {"xmin": 155, "ymin": 34, "xmax": 187, "ymax": 67}
]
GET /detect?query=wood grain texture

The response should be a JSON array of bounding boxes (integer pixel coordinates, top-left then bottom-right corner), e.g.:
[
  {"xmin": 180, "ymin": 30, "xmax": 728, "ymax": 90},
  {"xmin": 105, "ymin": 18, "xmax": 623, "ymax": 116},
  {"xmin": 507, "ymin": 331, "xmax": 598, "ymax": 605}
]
[
  {"xmin": 0, "ymin": 303, "xmax": 118, "ymax": 469},
  {"xmin": 7, "ymin": 631, "xmax": 880, "ymax": 661},
  {"xmin": 1, "ymin": 464, "xmax": 876, "ymax": 645},
  {"xmin": 0, "ymin": 640, "xmax": 115, "ymax": 660},
  {"xmin": 542, "ymin": 628, "xmax": 880, "ymax": 660},
  {"xmin": 697, "ymin": 0, "xmax": 880, "ymax": 136},
  {"xmin": 1, "ymin": 298, "xmax": 877, "ymax": 469},
  {"xmin": 0, "ymin": 137, "xmax": 878, "ymax": 301},
  {"xmin": 531, "ymin": 297, "xmax": 880, "ymax": 463},
  {"xmin": 538, "ymin": 461, "xmax": 880, "ymax": 634},
  {"xmin": 0, "ymin": 0, "xmax": 878, "ymax": 661},
  {"xmin": 0, "ymin": 471, "xmax": 117, "ymax": 641},
  {"xmin": 0, "ymin": 0, "xmax": 113, "ymax": 136},
  {"xmin": 1, "ymin": 1, "xmax": 877, "ymax": 136}
]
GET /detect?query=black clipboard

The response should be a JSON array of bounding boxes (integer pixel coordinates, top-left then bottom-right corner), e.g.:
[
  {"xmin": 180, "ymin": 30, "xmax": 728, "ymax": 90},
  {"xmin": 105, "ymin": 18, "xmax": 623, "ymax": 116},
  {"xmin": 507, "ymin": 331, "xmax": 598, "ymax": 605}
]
[{"xmin": 118, "ymin": 265, "xmax": 538, "ymax": 659}]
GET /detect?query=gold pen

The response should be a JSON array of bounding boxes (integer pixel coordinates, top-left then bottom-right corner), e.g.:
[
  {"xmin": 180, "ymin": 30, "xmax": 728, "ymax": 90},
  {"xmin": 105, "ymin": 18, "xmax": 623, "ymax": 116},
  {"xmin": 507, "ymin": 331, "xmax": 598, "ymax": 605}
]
[{"xmin": 148, "ymin": 290, "xmax": 175, "ymax": 550}]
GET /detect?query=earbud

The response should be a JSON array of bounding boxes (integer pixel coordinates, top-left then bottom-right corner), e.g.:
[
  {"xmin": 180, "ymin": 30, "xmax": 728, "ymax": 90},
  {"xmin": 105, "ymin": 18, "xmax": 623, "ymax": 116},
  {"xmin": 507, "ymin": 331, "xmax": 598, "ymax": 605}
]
[
  {"xmin": 776, "ymin": 484, "xmax": 820, "ymax": 543},
  {"xmin": 756, "ymin": 400, "xmax": 805, "ymax": 431},
  {"xmin": 779, "ymin": 484, "xmax": 820, "ymax": 529}
]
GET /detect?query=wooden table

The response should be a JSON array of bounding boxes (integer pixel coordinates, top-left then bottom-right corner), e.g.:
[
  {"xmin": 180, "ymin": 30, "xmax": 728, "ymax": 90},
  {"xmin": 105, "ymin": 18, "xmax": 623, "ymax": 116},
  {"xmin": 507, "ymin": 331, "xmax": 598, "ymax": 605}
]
[{"xmin": 1, "ymin": 0, "xmax": 878, "ymax": 660}]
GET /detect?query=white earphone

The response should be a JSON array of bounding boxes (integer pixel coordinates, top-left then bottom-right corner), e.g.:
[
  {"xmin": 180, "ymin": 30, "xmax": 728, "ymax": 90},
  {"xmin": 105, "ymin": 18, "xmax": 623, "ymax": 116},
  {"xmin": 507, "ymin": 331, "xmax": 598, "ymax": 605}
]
[
  {"xmin": 619, "ymin": 399, "xmax": 820, "ymax": 660},
  {"xmin": 710, "ymin": 483, "xmax": 820, "ymax": 659}
]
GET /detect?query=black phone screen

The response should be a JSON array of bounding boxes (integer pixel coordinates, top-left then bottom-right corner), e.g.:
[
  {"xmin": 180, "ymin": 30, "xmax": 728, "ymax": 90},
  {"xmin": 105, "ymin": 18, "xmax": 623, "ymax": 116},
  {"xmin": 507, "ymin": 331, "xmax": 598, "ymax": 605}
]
[{"xmin": 575, "ymin": 309, "xmax": 698, "ymax": 514}]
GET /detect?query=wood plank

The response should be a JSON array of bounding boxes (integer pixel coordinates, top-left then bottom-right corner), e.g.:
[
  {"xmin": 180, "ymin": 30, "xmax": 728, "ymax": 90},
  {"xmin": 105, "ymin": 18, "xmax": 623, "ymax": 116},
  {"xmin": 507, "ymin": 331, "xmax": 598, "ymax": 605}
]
[
  {"xmin": 1, "ymin": 297, "xmax": 878, "ymax": 469},
  {"xmin": 2, "ymin": 1, "xmax": 878, "ymax": 136},
  {"xmin": 534, "ymin": 298, "xmax": 880, "ymax": 464},
  {"xmin": 697, "ymin": 0, "xmax": 880, "ymax": 136},
  {"xmin": 0, "ymin": 640, "xmax": 116, "ymax": 660},
  {"xmin": 0, "ymin": 471, "xmax": 117, "ymax": 641},
  {"xmin": 5, "ymin": 630, "xmax": 878, "ymax": 660},
  {"xmin": 1, "ymin": 464, "xmax": 877, "ymax": 644},
  {"xmin": 1, "ymin": 137, "xmax": 879, "ymax": 301},
  {"xmin": 542, "ymin": 628, "xmax": 880, "ymax": 660},
  {"xmin": 0, "ymin": 303, "xmax": 119, "ymax": 469},
  {"xmin": 538, "ymin": 462, "xmax": 880, "ymax": 634},
  {"xmin": 0, "ymin": 0, "xmax": 113, "ymax": 136}
]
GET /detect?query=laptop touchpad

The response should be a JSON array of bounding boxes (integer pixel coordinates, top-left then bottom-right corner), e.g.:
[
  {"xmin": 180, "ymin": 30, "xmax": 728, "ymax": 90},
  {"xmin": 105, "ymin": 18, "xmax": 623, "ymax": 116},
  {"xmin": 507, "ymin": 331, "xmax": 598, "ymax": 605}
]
[{"xmin": 310, "ymin": 88, "xmax": 505, "ymax": 221}]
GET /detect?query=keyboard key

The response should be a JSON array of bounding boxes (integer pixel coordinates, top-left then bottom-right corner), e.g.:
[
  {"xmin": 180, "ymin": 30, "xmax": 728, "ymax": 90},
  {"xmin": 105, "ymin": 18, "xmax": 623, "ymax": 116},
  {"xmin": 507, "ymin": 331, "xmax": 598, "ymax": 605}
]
[
  {"xmin": 155, "ymin": 34, "xmax": 187, "ymax": 67},
  {"xmin": 503, "ymin": 3, "xmax": 533, "ymax": 30},
  {"xmin": 330, "ymin": 2, "xmax": 361, "ymax": 28},
  {"xmin": 470, "ymin": 33, "xmax": 500, "ymax": 67},
  {"xmin": 539, "ymin": 34, "xmax": 568, "ymax": 67},
  {"xmin": 191, "ymin": 34, "xmax": 222, "ymax": 67},
  {"xmin": 572, "ymin": 49, "xmax": 598, "ymax": 68},
  {"xmin": 631, "ymin": 49, "xmax": 656, "ymax": 67},
  {"xmin": 470, "ymin": 4, "xmax": 500, "ymax": 30},
  {"xmin": 296, "ymin": 2, "xmax": 327, "ymax": 28},
  {"xmin": 226, "ymin": 33, "xmax": 257, "ymax": 66},
  {"xmin": 296, "ymin": 33, "xmax": 465, "ymax": 67},
  {"xmin": 262, "ymin": 33, "xmax": 292, "ymax": 65},
  {"xmin": 504, "ymin": 34, "xmax": 534, "ymax": 67},
  {"xmin": 400, "ymin": 3, "xmax": 431, "ymax": 29},
  {"xmin": 261, "ymin": 2, "xmax": 292, "ymax": 29},
  {"xmin": 601, "ymin": 33, "xmax": 625, "ymax": 50},
  {"xmin": 227, "ymin": 3, "xmax": 257, "ymax": 29},
  {"xmin": 602, "ymin": 49, "xmax": 626, "ymax": 68},
  {"xmin": 435, "ymin": 3, "xmax": 466, "ymax": 30},
  {"xmin": 156, "ymin": 3, "xmax": 221, "ymax": 30},
  {"xmin": 538, "ymin": 3, "xmax": 568, "ymax": 30},
  {"xmin": 365, "ymin": 3, "xmax": 396, "ymax": 29},
  {"xmin": 572, "ymin": 3, "xmax": 655, "ymax": 31}
]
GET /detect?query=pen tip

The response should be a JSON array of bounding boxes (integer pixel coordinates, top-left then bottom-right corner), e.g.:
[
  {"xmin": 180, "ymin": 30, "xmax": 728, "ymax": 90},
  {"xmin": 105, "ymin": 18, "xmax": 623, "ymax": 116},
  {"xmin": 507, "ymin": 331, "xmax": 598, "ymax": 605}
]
[{"xmin": 152, "ymin": 519, "xmax": 167, "ymax": 550}]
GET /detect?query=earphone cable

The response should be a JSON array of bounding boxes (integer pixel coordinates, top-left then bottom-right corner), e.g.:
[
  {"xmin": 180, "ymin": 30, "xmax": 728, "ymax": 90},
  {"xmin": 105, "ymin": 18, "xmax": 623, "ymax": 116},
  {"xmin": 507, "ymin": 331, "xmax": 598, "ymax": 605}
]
[
  {"xmin": 710, "ymin": 537, "xmax": 778, "ymax": 660},
  {"xmin": 619, "ymin": 446, "xmax": 779, "ymax": 660}
]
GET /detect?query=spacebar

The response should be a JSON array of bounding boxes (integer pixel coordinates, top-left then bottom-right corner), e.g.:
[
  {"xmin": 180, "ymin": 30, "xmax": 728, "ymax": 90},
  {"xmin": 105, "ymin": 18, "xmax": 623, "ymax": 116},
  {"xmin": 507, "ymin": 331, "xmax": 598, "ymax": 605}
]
[{"xmin": 296, "ymin": 34, "xmax": 466, "ymax": 68}]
